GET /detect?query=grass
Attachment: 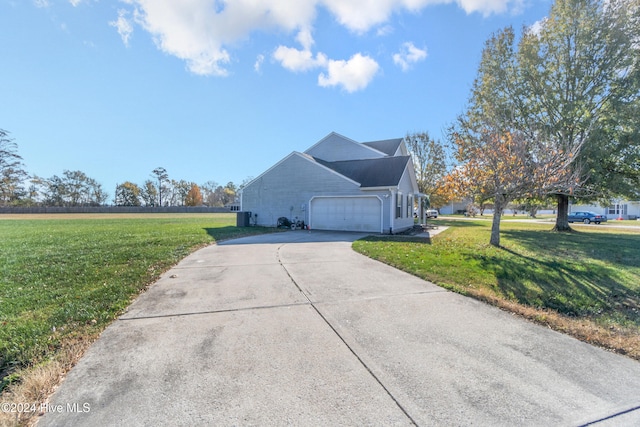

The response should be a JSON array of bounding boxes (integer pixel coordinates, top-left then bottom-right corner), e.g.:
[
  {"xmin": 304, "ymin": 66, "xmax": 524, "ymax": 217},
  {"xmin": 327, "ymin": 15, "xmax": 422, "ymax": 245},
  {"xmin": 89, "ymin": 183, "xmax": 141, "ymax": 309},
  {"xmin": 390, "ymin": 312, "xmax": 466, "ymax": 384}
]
[
  {"xmin": 0, "ymin": 213, "xmax": 274, "ymax": 393},
  {"xmin": 353, "ymin": 218, "xmax": 640, "ymax": 359}
]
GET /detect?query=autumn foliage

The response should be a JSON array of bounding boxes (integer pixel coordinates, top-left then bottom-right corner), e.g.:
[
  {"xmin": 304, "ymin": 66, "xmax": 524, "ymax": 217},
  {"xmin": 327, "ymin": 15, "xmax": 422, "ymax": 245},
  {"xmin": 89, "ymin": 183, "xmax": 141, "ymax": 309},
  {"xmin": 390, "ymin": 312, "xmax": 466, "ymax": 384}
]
[
  {"xmin": 447, "ymin": 129, "xmax": 582, "ymax": 246},
  {"xmin": 185, "ymin": 183, "xmax": 203, "ymax": 206}
]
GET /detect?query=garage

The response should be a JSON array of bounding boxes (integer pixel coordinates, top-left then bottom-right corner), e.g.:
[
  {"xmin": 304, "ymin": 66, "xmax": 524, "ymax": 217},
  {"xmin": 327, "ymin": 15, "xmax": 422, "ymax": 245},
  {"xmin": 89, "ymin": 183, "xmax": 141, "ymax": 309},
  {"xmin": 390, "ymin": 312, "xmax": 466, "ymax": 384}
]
[{"xmin": 310, "ymin": 196, "xmax": 382, "ymax": 232}]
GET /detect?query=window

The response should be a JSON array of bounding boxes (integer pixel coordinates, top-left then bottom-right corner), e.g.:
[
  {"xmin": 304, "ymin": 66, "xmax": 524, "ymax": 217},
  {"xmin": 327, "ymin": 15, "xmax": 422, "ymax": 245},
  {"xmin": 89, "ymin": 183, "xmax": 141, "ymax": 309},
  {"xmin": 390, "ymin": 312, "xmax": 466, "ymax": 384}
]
[
  {"xmin": 396, "ymin": 193, "xmax": 402, "ymax": 218},
  {"xmin": 608, "ymin": 204, "xmax": 627, "ymax": 216},
  {"xmin": 407, "ymin": 195, "xmax": 412, "ymax": 218}
]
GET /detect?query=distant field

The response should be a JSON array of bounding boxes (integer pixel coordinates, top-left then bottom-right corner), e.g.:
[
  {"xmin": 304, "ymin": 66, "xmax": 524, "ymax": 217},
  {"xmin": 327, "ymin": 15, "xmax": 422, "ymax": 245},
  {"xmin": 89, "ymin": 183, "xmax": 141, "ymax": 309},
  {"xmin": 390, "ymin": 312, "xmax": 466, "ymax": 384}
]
[{"xmin": 0, "ymin": 213, "xmax": 273, "ymax": 390}]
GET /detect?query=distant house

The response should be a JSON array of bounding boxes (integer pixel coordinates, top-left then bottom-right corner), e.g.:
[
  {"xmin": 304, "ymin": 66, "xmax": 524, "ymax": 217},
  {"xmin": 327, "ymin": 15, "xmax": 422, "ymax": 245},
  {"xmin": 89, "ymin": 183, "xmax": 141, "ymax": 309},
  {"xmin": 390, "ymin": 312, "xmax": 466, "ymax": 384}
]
[
  {"xmin": 570, "ymin": 200, "xmax": 640, "ymax": 220},
  {"xmin": 240, "ymin": 132, "xmax": 425, "ymax": 233}
]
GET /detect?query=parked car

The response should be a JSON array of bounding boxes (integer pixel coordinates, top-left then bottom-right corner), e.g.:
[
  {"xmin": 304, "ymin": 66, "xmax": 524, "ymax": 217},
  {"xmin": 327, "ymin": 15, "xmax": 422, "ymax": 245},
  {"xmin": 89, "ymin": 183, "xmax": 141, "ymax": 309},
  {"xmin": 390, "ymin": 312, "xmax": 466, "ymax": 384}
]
[
  {"xmin": 426, "ymin": 209, "xmax": 438, "ymax": 218},
  {"xmin": 567, "ymin": 211, "xmax": 607, "ymax": 224}
]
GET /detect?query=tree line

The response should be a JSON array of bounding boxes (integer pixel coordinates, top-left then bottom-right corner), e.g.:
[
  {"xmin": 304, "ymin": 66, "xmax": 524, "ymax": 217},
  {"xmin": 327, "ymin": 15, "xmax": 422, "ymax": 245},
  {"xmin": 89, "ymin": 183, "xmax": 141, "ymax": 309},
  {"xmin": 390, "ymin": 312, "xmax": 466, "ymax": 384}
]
[
  {"xmin": 0, "ymin": 130, "xmax": 246, "ymax": 208},
  {"xmin": 114, "ymin": 170, "xmax": 244, "ymax": 207}
]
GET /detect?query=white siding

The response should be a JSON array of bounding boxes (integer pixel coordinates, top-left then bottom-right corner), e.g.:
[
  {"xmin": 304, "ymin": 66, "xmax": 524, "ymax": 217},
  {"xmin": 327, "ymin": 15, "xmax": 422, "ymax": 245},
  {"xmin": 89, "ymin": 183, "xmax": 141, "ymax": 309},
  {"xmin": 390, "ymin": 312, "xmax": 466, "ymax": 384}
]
[
  {"xmin": 241, "ymin": 153, "xmax": 361, "ymax": 227},
  {"xmin": 392, "ymin": 167, "xmax": 417, "ymax": 233}
]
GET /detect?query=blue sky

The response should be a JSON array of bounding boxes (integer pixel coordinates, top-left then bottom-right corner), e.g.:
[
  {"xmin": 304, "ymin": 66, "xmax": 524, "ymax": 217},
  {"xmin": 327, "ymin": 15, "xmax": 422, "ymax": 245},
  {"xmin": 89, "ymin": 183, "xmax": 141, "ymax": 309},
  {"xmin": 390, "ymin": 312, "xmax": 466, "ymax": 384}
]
[{"xmin": 1, "ymin": 0, "xmax": 552, "ymax": 199}]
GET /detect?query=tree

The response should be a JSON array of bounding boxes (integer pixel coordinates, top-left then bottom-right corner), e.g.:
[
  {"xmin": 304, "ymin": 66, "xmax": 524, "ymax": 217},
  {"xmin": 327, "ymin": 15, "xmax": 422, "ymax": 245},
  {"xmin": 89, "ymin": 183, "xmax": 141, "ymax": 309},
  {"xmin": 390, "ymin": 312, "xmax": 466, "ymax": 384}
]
[
  {"xmin": 185, "ymin": 183, "xmax": 203, "ymax": 206},
  {"xmin": 151, "ymin": 167, "xmax": 169, "ymax": 206},
  {"xmin": 171, "ymin": 179, "xmax": 191, "ymax": 206},
  {"xmin": 115, "ymin": 182, "xmax": 142, "ymax": 206},
  {"xmin": 0, "ymin": 129, "xmax": 28, "ymax": 205},
  {"xmin": 201, "ymin": 181, "xmax": 219, "ymax": 206},
  {"xmin": 404, "ymin": 132, "xmax": 448, "ymax": 207},
  {"xmin": 451, "ymin": 22, "xmax": 582, "ymax": 245},
  {"xmin": 516, "ymin": 0, "xmax": 640, "ymax": 230},
  {"xmin": 33, "ymin": 171, "xmax": 107, "ymax": 206},
  {"xmin": 141, "ymin": 180, "xmax": 158, "ymax": 207},
  {"xmin": 448, "ymin": 129, "xmax": 577, "ymax": 246}
]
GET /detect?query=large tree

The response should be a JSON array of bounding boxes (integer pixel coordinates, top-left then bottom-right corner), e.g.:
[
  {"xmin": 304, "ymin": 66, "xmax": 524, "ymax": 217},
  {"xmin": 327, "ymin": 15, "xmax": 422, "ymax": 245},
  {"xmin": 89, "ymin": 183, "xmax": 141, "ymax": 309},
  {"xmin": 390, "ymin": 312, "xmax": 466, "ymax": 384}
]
[
  {"xmin": 517, "ymin": 0, "xmax": 640, "ymax": 230},
  {"xmin": 451, "ymin": 23, "xmax": 582, "ymax": 246},
  {"xmin": 457, "ymin": 0, "xmax": 639, "ymax": 232},
  {"xmin": 0, "ymin": 129, "xmax": 28, "ymax": 205}
]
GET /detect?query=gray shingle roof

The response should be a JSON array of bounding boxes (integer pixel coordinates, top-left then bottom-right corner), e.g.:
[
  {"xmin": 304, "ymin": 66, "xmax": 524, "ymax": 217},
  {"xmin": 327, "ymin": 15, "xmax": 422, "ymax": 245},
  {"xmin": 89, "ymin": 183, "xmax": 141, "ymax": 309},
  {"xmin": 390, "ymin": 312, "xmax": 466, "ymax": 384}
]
[
  {"xmin": 361, "ymin": 138, "xmax": 403, "ymax": 156},
  {"xmin": 314, "ymin": 156, "xmax": 410, "ymax": 187}
]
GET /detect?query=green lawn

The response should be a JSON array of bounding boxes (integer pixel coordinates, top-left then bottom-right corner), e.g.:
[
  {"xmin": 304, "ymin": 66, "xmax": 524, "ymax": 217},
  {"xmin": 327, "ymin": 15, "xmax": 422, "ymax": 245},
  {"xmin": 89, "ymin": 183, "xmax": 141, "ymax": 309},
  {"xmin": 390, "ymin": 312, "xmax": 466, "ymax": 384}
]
[
  {"xmin": 353, "ymin": 219, "xmax": 640, "ymax": 358},
  {"xmin": 0, "ymin": 213, "xmax": 273, "ymax": 389}
]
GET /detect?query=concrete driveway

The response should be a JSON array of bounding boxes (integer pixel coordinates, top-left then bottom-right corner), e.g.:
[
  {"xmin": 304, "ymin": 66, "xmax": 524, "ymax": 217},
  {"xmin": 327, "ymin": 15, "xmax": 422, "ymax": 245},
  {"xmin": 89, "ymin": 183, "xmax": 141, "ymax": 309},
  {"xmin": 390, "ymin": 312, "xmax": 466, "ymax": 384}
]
[{"xmin": 40, "ymin": 231, "xmax": 640, "ymax": 426}]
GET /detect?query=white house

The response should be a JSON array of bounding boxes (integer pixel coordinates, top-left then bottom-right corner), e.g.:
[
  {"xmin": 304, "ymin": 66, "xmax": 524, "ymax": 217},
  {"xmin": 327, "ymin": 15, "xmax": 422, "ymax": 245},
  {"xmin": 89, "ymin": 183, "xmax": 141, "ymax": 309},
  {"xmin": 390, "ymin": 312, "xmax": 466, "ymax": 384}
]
[
  {"xmin": 570, "ymin": 200, "xmax": 640, "ymax": 220},
  {"xmin": 240, "ymin": 132, "xmax": 425, "ymax": 234}
]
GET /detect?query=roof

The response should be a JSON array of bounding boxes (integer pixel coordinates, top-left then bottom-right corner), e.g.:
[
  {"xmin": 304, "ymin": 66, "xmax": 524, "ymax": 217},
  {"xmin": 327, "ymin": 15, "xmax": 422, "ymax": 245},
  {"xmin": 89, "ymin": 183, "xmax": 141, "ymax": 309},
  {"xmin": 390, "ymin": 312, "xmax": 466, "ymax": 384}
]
[
  {"xmin": 314, "ymin": 156, "xmax": 411, "ymax": 187},
  {"xmin": 361, "ymin": 138, "xmax": 403, "ymax": 156}
]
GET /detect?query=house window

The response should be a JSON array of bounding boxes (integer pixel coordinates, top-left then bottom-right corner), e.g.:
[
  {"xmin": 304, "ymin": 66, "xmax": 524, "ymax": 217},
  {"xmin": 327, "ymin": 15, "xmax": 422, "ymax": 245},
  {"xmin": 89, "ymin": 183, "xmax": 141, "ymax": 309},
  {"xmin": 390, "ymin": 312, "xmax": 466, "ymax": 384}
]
[
  {"xmin": 407, "ymin": 195, "xmax": 412, "ymax": 218},
  {"xmin": 396, "ymin": 192, "xmax": 402, "ymax": 218},
  {"xmin": 608, "ymin": 204, "xmax": 627, "ymax": 216}
]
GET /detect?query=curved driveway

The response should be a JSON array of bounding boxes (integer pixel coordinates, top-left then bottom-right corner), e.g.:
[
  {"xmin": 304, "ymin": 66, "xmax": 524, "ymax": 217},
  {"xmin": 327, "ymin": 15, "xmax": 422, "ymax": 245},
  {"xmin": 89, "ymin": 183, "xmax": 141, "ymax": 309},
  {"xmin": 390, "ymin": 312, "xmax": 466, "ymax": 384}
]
[{"xmin": 41, "ymin": 231, "xmax": 640, "ymax": 426}]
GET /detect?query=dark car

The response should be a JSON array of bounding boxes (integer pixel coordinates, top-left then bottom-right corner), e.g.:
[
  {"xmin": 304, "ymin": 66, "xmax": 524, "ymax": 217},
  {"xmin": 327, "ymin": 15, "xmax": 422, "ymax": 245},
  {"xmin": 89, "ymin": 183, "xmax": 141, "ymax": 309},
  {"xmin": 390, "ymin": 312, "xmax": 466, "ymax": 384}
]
[{"xmin": 567, "ymin": 211, "xmax": 608, "ymax": 224}]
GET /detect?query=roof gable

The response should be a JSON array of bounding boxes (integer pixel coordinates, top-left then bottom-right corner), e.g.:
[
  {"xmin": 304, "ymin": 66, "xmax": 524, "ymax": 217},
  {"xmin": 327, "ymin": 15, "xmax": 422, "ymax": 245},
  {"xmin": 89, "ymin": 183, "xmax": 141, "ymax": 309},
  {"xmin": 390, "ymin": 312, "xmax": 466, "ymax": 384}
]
[
  {"xmin": 242, "ymin": 151, "xmax": 361, "ymax": 192},
  {"xmin": 305, "ymin": 132, "xmax": 386, "ymax": 161}
]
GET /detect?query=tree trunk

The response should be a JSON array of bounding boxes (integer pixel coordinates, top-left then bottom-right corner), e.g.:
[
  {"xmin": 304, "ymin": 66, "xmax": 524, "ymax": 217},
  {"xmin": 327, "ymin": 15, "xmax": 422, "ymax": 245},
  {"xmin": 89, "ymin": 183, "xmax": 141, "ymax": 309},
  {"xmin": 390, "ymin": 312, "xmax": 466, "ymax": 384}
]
[
  {"xmin": 490, "ymin": 195, "xmax": 504, "ymax": 247},
  {"xmin": 554, "ymin": 194, "xmax": 572, "ymax": 231}
]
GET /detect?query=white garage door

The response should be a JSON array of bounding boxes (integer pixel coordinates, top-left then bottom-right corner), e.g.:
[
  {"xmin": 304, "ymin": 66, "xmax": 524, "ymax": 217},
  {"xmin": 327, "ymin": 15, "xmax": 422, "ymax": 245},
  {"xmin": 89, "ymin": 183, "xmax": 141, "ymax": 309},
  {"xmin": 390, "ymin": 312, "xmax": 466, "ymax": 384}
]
[{"xmin": 310, "ymin": 196, "xmax": 382, "ymax": 232}]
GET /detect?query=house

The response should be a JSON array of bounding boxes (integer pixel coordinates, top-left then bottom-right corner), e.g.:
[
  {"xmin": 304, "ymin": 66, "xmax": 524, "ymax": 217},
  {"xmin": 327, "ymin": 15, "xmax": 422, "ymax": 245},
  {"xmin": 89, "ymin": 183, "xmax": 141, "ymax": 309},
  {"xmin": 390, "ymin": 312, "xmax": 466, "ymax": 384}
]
[
  {"xmin": 240, "ymin": 132, "xmax": 425, "ymax": 233},
  {"xmin": 570, "ymin": 200, "xmax": 640, "ymax": 220}
]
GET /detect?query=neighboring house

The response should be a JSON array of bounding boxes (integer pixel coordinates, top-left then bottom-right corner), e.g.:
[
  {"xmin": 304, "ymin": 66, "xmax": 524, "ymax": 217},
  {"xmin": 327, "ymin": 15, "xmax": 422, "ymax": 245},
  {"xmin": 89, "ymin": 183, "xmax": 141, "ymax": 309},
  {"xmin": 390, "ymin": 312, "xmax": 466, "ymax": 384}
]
[
  {"xmin": 240, "ymin": 132, "xmax": 425, "ymax": 234},
  {"xmin": 439, "ymin": 200, "xmax": 472, "ymax": 215},
  {"xmin": 570, "ymin": 200, "xmax": 640, "ymax": 220}
]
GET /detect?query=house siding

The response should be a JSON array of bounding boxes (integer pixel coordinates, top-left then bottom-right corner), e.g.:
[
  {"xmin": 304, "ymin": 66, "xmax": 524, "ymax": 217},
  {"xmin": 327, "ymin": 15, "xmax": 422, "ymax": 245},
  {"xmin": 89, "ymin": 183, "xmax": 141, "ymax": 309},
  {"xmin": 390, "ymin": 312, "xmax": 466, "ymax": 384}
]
[
  {"xmin": 305, "ymin": 133, "xmax": 385, "ymax": 161},
  {"xmin": 571, "ymin": 200, "xmax": 640, "ymax": 220},
  {"xmin": 394, "ymin": 168, "xmax": 417, "ymax": 232},
  {"xmin": 241, "ymin": 153, "xmax": 361, "ymax": 227}
]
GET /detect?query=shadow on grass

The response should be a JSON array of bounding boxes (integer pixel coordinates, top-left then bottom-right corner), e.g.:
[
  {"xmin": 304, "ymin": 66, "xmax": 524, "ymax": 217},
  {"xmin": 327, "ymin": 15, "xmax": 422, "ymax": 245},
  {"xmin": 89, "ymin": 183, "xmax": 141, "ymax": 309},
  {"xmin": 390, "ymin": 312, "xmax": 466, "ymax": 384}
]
[
  {"xmin": 502, "ymin": 228, "xmax": 640, "ymax": 269},
  {"xmin": 432, "ymin": 219, "xmax": 485, "ymax": 228},
  {"xmin": 470, "ymin": 229, "xmax": 640, "ymax": 323},
  {"xmin": 359, "ymin": 235, "xmax": 432, "ymax": 245}
]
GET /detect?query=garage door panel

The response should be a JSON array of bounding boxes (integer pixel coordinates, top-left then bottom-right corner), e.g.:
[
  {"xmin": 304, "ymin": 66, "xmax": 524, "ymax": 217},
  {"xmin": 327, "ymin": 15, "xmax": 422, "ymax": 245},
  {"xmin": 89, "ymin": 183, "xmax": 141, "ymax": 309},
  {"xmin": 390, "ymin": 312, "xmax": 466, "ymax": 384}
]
[{"xmin": 311, "ymin": 197, "xmax": 381, "ymax": 232}]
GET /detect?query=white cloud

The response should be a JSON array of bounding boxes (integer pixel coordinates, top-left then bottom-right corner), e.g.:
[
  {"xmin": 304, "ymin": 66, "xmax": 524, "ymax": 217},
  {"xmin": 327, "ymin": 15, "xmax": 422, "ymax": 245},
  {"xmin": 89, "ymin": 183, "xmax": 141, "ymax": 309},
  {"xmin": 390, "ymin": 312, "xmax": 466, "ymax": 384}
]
[
  {"xmin": 273, "ymin": 30, "xmax": 376, "ymax": 91},
  {"xmin": 69, "ymin": 0, "xmax": 83, "ymax": 6},
  {"xmin": 109, "ymin": 0, "xmax": 521, "ymax": 82},
  {"xmin": 318, "ymin": 53, "xmax": 380, "ymax": 92},
  {"xmin": 109, "ymin": 9, "xmax": 134, "ymax": 47},
  {"xmin": 273, "ymin": 46, "xmax": 329, "ymax": 72},
  {"xmin": 456, "ymin": 0, "xmax": 524, "ymax": 16},
  {"xmin": 33, "ymin": 0, "xmax": 49, "ymax": 8},
  {"xmin": 393, "ymin": 42, "xmax": 427, "ymax": 71},
  {"xmin": 527, "ymin": 18, "xmax": 546, "ymax": 36}
]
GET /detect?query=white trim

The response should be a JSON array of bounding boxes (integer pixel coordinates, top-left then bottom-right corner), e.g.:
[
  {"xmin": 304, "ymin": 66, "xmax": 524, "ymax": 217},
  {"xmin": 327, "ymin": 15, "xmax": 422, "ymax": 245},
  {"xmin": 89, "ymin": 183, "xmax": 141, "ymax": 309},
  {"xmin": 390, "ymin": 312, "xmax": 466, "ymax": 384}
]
[{"xmin": 309, "ymin": 195, "xmax": 383, "ymax": 233}]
